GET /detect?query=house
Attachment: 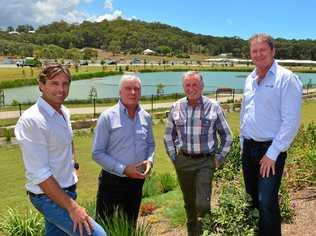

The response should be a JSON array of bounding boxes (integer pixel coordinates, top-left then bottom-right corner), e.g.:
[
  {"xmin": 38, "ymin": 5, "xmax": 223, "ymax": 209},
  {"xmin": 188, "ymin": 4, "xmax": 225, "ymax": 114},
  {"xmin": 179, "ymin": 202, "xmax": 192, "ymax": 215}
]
[{"xmin": 143, "ymin": 49, "xmax": 156, "ymax": 55}]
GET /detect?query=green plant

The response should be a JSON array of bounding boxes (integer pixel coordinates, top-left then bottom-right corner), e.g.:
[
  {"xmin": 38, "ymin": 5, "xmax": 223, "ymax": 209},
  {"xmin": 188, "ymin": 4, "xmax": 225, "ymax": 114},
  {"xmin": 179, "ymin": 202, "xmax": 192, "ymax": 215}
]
[
  {"xmin": 0, "ymin": 208, "xmax": 44, "ymax": 235},
  {"xmin": 279, "ymin": 183, "xmax": 295, "ymax": 222},
  {"xmin": 202, "ymin": 179, "xmax": 258, "ymax": 236},
  {"xmin": 214, "ymin": 136, "xmax": 241, "ymax": 181},
  {"xmin": 98, "ymin": 210, "xmax": 152, "ymax": 236},
  {"xmin": 164, "ymin": 200, "xmax": 186, "ymax": 227},
  {"xmin": 142, "ymin": 173, "xmax": 162, "ymax": 198},
  {"xmin": 4, "ymin": 128, "xmax": 12, "ymax": 143},
  {"xmin": 159, "ymin": 173, "xmax": 177, "ymax": 193}
]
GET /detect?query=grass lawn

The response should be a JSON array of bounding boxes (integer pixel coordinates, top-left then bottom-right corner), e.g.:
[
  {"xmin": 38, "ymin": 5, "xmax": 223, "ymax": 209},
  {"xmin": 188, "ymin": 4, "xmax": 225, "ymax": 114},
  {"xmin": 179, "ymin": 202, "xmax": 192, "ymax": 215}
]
[{"xmin": 0, "ymin": 100, "xmax": 315, "ymax": 217}]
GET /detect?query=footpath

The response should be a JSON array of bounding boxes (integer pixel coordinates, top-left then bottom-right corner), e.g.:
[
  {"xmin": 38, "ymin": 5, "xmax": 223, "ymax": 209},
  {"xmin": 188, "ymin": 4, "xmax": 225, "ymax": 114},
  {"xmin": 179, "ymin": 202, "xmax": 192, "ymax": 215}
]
[{"xmin": 0, "ymin": 95, "xmax": 243, "ymax": 120}]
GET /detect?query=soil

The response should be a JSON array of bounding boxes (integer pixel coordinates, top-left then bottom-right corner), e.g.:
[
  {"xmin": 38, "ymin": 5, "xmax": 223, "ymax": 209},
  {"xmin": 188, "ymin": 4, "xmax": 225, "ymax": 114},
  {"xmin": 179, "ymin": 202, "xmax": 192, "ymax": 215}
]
[{"xmin": 142, "ymin": 187, "xmax": 316, "ymax": 236}]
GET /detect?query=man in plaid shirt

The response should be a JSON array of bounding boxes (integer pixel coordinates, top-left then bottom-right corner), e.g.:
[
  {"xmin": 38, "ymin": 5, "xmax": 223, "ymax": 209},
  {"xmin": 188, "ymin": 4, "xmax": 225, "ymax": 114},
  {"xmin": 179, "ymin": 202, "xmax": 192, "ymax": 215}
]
[{"xmin": 164, "ymin": 71, "xmax": 233, "ymax": 236}]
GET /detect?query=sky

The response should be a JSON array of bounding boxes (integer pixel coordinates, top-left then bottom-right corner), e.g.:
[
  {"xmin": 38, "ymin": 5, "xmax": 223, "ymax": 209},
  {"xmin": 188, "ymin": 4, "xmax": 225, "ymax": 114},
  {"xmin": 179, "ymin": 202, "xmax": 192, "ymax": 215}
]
[{"xmin": 1, "ymin": 0, "xmax": 315, "ymax": 40}]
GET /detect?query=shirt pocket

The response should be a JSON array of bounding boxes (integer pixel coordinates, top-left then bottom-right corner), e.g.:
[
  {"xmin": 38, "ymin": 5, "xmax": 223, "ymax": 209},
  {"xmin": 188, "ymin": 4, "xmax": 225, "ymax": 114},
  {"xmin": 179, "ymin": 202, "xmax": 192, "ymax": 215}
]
[
  {"xmin": 136, "ymin": 126, "xmax": 148, "ymax": 141},
  {"xmin": 174, "ymin": 119, "xmax": 186, "ymax": 136},
  {"xmin": 201, "ymin": 117, "xmax": 212, "ymax": 136}
]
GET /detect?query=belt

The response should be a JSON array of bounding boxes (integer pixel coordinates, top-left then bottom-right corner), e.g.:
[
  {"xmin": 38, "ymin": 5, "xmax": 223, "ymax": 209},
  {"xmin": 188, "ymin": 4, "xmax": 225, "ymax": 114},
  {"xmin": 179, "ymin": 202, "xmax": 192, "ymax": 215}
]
[
  {"xmin": 178, "ymin": 150, "xmax": 212, "ymax": 159},
  {"xmin": 244, "ymin": 138, "xmax": 272, "ymax": 147},
  {"xmin": 27, "ymin": 184, "xmax": 77, "ymax": 197}
]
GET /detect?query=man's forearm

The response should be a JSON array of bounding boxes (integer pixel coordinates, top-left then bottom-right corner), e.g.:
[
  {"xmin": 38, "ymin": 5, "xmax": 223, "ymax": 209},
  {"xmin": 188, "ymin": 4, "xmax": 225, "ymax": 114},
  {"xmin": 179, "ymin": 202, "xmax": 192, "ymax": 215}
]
[{"xmin": 39, "ymin": 176, "xmax": 78, "ymax": 213}]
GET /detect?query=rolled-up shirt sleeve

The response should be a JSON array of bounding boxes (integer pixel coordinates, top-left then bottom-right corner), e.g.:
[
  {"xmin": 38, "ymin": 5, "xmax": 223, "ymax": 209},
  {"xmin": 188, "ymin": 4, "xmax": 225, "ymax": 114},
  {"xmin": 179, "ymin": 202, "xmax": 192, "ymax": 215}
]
[
  {"xmin": 92, "ymin": 113, "xmax": 126, "ymax": 176},
  {"xmin": 15, "ymin": 119, "xmax": 52, "ymax": 185}
]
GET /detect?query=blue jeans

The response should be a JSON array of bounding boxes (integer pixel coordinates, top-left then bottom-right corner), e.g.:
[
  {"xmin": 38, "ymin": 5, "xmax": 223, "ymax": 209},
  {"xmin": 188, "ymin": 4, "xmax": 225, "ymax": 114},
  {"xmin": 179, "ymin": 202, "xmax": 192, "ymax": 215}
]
[
  {"xmin": 29, "ymin": 189, "xmax": 106, "ymax": 236},
  {"xmin": 242, "ymin": 139, "xmax": 286, "ymax": 236}
]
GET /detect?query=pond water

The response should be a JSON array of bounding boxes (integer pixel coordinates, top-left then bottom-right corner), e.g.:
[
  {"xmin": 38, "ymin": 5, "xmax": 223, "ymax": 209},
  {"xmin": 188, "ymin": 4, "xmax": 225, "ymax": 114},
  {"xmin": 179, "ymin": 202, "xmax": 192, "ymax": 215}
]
[{"xmin": 3, "ymin": 71, "xmax": 316, "ymax": 104}]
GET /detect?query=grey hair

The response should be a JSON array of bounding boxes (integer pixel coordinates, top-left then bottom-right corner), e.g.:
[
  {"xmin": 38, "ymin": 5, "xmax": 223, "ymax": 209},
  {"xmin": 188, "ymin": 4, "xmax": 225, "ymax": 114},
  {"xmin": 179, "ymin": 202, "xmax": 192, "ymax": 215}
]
[
  {"xmin": 119, "ymin": 74, "xmax": 141, "ymax": 90},
  {"xmin": 249, "ymin": 33, "xmax": 275, "ymax": 50},
  {"xmin": 182, "ymin": 71, "xmax": 204, "ymax": 87}
]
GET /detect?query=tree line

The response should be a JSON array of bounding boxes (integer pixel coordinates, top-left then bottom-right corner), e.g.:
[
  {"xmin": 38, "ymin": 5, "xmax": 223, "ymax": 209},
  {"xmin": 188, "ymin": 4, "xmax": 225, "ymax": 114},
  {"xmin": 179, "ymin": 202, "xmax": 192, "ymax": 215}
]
[{"xmin": 1, "ymin": 18, "xmax": 316, "ymax": 60}]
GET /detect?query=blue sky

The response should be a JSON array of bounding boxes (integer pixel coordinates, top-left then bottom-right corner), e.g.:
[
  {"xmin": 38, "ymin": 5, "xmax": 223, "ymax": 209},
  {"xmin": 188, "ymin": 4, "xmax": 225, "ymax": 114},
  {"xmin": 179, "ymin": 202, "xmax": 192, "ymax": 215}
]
[{"xmin": 1, "ymin": 0, "xmax": 316, "ymax": 40}]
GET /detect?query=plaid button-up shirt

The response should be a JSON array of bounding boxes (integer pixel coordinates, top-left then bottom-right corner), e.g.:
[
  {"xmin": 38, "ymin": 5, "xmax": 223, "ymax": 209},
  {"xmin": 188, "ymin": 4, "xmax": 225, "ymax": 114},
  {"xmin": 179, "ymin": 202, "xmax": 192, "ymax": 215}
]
[{"xmin": 164, "ymin": 96, "xmax": 233, "ymax": 162}]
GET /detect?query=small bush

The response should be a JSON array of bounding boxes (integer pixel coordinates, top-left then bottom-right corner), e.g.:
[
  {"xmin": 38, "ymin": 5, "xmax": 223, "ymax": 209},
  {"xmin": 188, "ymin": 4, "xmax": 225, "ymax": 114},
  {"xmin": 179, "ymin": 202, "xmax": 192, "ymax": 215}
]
[
  {"xmin": 279, "ymin": 183, "xmax": 295, "ymax": 222},
  {"xmin": 202, "ymin": 180, "xmax": 258, "ymax": 236},
  {"xmin": 214, "ymin": 136, "xmax": 241, "ymax": 181},
  {"xmin": 139, "ymin": 202, "xmax": 158, "ymax": 216},
  {"xmin": 142, "ymin": 173, "xmax": 162, "ymax": 198},
  {"xmin": 0, "ymin": 208, "xmax": 44, "ymax": 236},
  {"xmin": 99, "ymin": 210, "xmax": 151, "ymax": 236},
  {"xmin": 159, "ymin": 173, "xmax": 177, "ymax": 193}
]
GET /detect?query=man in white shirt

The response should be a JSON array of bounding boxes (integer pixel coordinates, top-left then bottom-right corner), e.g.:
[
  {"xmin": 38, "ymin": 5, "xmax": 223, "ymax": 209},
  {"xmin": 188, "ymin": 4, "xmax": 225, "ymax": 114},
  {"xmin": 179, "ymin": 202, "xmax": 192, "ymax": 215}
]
[
  {"xmin": 15, "ymin": 64, "xmax": 106, "ymax": 236},
  {"xmin": 240, "ymin": 34, "xmax": 302, "ymax": 236}
]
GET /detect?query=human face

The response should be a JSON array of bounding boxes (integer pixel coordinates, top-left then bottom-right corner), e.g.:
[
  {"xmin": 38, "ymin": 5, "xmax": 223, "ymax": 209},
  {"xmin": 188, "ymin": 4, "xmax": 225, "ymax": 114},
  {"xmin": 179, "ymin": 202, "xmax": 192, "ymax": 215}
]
[
  {"xmin": 39, "ymin": 73, "xmax": 70, "ymax": 111},
  {"xmin": 183, "ymin": 75, "xmax": 203, "ymax": 104},
  {"xmin": 250, "ymin": 40, "xmax": 275, "ymax": 71},
  {"xmin": 119, "ymin": 79, "xmax": 141, "ymax": 109}
]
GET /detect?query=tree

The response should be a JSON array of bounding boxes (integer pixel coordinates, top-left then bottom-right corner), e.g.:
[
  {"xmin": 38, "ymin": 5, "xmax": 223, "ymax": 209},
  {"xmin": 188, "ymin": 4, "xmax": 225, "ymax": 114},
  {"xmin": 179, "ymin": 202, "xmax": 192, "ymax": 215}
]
[{"xmin": 6, "ymin": 26, "xmax": 14, "ymax": 32}]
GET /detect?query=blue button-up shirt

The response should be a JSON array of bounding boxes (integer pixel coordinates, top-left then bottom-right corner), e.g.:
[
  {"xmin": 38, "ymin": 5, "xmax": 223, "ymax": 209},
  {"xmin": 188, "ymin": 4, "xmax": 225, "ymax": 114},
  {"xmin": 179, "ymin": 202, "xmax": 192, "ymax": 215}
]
[
  {"xmin": 240, "ymin": 61, "xmax": 303, "ymax": 161},
  {"xmin": 92, "ymin": 101, "xmax": 155, "ymax": 176}
]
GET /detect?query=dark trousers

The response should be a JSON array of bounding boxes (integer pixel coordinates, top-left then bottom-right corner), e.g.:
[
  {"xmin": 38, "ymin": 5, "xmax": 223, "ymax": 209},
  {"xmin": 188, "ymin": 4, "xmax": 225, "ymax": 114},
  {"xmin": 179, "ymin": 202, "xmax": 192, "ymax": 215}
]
[
  {"xmin": 174, "ymin": 154, "xmax": 214, "ymax": 236},
  {"xmin": 242, "ymin": 139, "xmax": 286, "ymax": 236},
  {"xmin": 96, "ymin": 170, "xmax": 144, "ymax": 224}
]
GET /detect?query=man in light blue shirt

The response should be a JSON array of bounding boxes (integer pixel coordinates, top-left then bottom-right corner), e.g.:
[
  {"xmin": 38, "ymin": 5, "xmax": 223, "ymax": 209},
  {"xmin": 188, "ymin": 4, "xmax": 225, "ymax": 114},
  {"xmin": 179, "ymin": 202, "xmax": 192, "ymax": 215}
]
[
  {"xmin": 92, "ymin": 74, "xmax": 155, "ymax": 224},
  {"xmin": 240, "ymin": 34, "xmax": 302, "ymax": 236}
]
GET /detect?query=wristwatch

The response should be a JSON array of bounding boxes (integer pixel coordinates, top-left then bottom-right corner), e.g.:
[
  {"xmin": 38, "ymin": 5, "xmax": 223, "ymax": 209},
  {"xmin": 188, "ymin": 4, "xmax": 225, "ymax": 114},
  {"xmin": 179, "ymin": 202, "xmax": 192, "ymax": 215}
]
[{"xmin": 74, "ymin": 162, "xmax": 80, "ymax": 170}]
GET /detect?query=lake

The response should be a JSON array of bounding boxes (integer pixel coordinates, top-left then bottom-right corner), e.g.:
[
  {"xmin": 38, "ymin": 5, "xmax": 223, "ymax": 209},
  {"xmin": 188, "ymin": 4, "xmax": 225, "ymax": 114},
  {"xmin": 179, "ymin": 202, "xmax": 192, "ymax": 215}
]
[{"xmin": 3, "ymin": 71, "xmax": 316, "ymax": 104}]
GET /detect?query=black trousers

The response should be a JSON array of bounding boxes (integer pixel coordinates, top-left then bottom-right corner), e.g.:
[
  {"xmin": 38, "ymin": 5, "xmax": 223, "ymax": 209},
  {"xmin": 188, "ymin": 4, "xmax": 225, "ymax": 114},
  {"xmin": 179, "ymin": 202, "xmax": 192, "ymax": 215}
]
[
  {"xmin": 96, "ymin": 170, "xmax": 144, "ymax": 224},
  {"xmin": 242, "ymin": 139, "xmax": 286, "ymax": 236}
]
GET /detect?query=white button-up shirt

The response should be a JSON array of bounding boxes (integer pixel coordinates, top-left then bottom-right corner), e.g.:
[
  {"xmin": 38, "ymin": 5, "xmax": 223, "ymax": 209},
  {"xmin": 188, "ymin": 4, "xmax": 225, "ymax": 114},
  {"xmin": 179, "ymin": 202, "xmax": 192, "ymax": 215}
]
[
  {"xmin": 240, "ymin": 61, "xmax": 302, "ymax": 161},
  {"xmin": 15, "ymin": 97, "xmax": 77, "ymax": 194}
]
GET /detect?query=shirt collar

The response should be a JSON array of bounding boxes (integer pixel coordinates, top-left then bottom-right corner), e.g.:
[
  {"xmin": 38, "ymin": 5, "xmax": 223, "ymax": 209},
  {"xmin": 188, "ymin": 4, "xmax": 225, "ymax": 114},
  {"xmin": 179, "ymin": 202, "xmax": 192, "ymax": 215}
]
[
  {"xmin": 186, "ymin": 96, "xmax": 203, "ymax": 108},
  {"xmin": 37, "ymin": 96, "xmax": 66, "ymax": 117},
  {"xmin": 250, "ymin": 60, "xmax": 277, "ymax": 79},
  {"xmin": 118, "ymin": 100, "xmax": 140, "ymax": 115}
]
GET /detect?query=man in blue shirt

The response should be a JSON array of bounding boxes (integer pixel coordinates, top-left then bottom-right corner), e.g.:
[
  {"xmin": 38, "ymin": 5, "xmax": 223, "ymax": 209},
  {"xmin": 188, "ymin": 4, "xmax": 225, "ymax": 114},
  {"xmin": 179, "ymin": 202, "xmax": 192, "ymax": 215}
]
[
  {"xmin": 240, "ymin": 34, "xmax": 302, "ymax": 236},
  {"xmin": 92, "ymin": 74, "xmax": 155, "ymax": 224}
]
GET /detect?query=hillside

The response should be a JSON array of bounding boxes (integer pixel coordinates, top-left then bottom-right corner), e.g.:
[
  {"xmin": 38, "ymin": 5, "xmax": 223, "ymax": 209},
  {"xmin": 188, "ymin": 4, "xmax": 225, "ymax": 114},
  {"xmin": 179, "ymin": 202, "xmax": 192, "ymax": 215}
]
[{"xmin": 1, "ymin": 18, "xmax": 316, "ymax": 60}]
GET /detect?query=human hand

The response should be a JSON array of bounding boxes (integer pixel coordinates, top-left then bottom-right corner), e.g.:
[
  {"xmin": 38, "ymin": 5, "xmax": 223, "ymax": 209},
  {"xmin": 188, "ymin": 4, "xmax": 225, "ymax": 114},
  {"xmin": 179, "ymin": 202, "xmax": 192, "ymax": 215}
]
[
  {"xmin": 259, "ymin": 155, "xmax": 276, "ymax": 178},
  {"xmin": 68, "ymin": 203, "xmax": 94, "ymax": 236},
  {"xmin": 214, "ymin": 159, "xmax": 221, "ymax": 169},
  {"xmin": 142, "ymin": 160, "xmax": 153, "ymax": 177},
  {"xmin": 123, "ymin": 162, "xmax": 146, "ymax": 179}
]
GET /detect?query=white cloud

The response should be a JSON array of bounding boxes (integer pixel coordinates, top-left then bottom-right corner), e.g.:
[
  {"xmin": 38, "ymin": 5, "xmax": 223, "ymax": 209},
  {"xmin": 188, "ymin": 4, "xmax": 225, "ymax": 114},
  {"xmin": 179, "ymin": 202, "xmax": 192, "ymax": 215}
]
[
  {"xmin": 0, "ymin": 0, "xmax": 85, "ymax": 27},
  {"xmin": 0, "ymin": 0, "xmax": 132, "ymax": 29},
  {"xmin": 104, "ymin": 0, "xmax": 113, "ymax": 10},
  {"xmin": 89, "ymin": 10, "xmax": 123, "ymax": 22}
]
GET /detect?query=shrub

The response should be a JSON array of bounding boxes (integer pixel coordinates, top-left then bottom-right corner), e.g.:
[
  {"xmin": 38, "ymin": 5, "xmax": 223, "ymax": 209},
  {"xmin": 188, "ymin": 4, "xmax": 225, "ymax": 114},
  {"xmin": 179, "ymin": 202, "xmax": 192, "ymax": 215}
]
[
  {"xmin": 279, "ymin": 183, "xmax": 295, "ymax": 222},
  {"xmin": 159, "ymin": 173, "xmax": 177, "ymax": 193},
  {"xmin": 139, "ymin": 202, "xmax": 158, "ymax": 216},
  {"xmin": 202, "ymin": 180, "xmax": 258, "ymax": 236},
  {"xmin": 214, "ymin": 136, "xmax": 241, "ymax": 181},
  {"xmin": 0, "ymin": 208, "xmax": 44, "ymax": 236},
  {"xmin": 98, "ymin": 209, "xmax": 152, "ymax": 236},
  {"xmin": 142, "ymin": 173, "xmax": 162, "ymax": 198}
]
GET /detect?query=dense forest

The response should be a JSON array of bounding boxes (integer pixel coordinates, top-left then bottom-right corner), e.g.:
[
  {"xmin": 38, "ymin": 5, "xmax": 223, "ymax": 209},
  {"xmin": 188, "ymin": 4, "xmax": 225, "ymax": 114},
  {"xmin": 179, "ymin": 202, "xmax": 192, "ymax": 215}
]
[{"xmin": 1, "ymin": 18, "xmax": 316, "ymax": 60}]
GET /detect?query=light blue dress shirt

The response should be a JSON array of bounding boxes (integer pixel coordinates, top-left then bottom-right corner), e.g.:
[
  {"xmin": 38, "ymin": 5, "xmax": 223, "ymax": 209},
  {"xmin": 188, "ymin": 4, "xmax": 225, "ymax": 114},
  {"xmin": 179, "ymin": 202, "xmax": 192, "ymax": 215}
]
[
  {"xmin": 240, "ymin": 61, "xmax": 303, "ymax": 161},
  {"xmin": 92, "ymin": 101, "xmax": 155, "ymax": 177}
]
